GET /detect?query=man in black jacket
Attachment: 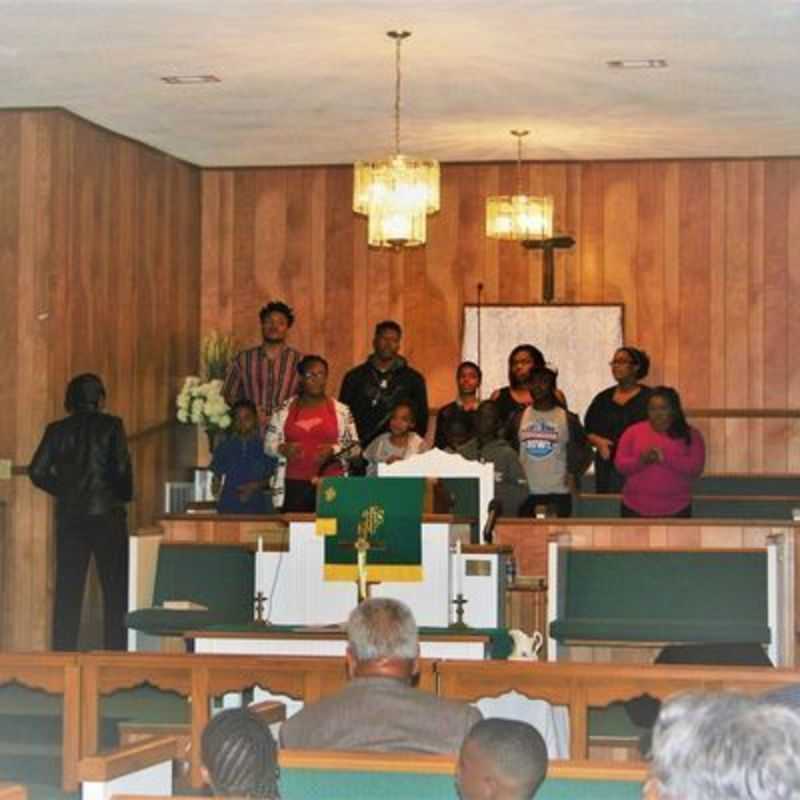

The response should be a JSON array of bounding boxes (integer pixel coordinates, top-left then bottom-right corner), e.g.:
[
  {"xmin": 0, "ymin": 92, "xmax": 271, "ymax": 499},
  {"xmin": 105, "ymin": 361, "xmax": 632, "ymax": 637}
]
[
  {"xmin": 339, "ymin": 320, "xmax": 429, "ymax": 447},
  {"xmin": 30, "ymin": 374, "xmax": 133, "ymax": 651}
]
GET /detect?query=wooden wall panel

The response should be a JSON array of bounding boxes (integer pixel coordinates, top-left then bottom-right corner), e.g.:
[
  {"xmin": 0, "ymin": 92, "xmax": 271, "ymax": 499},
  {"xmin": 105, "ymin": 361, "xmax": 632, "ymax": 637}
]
[
  {"xmin": 0, "ymin": 109, "xmax": 201, "ymax": 650},
  {"xmin": 201, "ymin": 157, "xmax": 800, "ymax": 472}
]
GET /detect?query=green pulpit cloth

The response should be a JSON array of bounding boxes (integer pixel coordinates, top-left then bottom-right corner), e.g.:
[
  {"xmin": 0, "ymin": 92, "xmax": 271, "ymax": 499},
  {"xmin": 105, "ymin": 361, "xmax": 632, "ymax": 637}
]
[{"xmin": 316, "ymin": 477, "xmax": 425, "ymax": 583}]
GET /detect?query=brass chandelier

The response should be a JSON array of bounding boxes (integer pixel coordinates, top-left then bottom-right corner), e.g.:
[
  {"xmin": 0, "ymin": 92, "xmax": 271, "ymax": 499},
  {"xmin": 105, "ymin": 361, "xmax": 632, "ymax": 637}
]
[
  {"xmin": 485, "ymin": 129, "xmax": 553, "ymax": 242},
  {"xmin": 353, "ymin": 30, "xmax": 440, "ymax": 249}
]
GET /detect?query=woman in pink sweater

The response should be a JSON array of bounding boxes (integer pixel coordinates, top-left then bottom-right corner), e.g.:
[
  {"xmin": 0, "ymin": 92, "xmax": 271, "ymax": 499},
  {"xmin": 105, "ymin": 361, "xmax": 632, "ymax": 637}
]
[{"xmin": 614, "ymin": 386, "xmax": 705, "ymax": 517}]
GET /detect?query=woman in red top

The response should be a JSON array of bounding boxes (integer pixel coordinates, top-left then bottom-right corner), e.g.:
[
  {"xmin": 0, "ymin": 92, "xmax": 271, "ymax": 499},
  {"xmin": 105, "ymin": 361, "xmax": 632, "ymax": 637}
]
[{"xmin": 265, "ymin": 355, "xmax": 359, "ymax": 512}]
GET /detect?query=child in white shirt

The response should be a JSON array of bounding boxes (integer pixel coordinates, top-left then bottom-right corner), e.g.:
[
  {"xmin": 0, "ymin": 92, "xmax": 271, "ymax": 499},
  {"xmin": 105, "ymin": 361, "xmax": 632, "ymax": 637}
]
[{"xmin": 364, "ymin": 402, "xmax": 426, "ymax": 476}]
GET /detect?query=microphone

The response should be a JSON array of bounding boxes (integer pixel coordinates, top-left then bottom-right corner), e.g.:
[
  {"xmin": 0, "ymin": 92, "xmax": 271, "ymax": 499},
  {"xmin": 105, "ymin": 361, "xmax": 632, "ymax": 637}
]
[{"xmin": 481, "ymin": 498, "xmax": 502, "ymax": 544}]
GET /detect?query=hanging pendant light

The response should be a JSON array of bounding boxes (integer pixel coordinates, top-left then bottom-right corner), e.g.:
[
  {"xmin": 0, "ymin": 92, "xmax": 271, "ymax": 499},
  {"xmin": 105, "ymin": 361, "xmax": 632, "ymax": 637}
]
[
  {"xmin": 486, "ymin": 130, "xmax": 553, "ymax": 242},
  {"xmin": 353, "ymin": 30, "xmax": 440, "ymax": 249}
]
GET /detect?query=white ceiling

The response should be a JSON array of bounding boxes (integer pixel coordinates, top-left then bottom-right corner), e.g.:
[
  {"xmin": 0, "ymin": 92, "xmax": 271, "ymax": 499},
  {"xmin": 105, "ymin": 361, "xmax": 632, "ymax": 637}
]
[{"xmin": 2, "ymin": 0, "xmax": 800, "ymax": 167}]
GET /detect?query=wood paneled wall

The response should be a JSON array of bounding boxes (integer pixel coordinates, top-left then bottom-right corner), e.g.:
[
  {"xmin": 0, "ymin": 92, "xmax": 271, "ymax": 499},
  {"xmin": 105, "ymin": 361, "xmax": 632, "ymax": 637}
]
[
  {"xmin": 0, "ymin": 110, "xmax": 201, "ymax": 650},
  {"xmin": 201, "ymin": 160, "xmax": 800, "ymax": 472}
]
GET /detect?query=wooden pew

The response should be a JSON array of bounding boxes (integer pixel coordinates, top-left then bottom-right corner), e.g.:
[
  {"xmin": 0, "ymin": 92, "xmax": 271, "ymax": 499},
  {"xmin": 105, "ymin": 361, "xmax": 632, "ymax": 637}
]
[
  {"xmin": 106, "ymin": 752, "xmax": 647, "ymax": 800},
  {"xmin": 495, "ymin": 517, "xmax": 800, "ymax": 581},
  {"xmin": 436, "ymin": 660, "xmax": 800, "ymax": 760},
  {"xmin": 79, "ymin": 651, "xmax": 436, "ymax": 788},
  {"xmin": 0, "ymin": 653, "xmax": 81, "ymax": 791}
]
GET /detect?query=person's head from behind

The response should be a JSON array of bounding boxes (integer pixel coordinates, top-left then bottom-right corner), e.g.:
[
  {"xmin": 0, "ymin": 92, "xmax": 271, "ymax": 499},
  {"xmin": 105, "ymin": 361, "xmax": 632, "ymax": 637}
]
[
  {"xmin": 65, "ymin": 373, "xmax": 106, "ymax": 414},
  {"xmin": 297, "ymin": 355, "xmax": 329, "ymax": 399},
  {"xmin": 373, "ymin": 320, "xmax": 403, "ymax": 363},
  {"xmin": 389, "ymin": 401, "xmax": 415, "ymax": 438},
  {"xmin": 646, "ymin": 691, "xmax": 800, "ymax": 800},
  {"xmin": 259, "ymin": 301, "xmax": 294, "ymax": 345},
  {"xmin": 457, "ymin": 361, "xmax": 482, "ymax": 398},
  {"xmin": 475, "ymin": 400, "xmax": 501, "ymax": 441},
  {"xmin": 508, "ymin": 345, "xmax": 545, "ymax": 388},
  {"xmin": 232, "ymin": 400, "xmax": 259, "ymax": 438},
  {"xmin": 457, "ymin": 718, "xmax": 548, "ymax": 800},
  {"xmin": 610, "ymin": 347, "xmax": 650, "ymax": 385},
  {"xmin": 528, "ymin": 367, "xmax": 559, "ymax": 406},
  {"xmin": 201, "ymin": 708, "xmax": 280, "ymax": 799},
  {"xmin": 346, "ymin": 597, "xmax": 419, "ymax": 682},
  {"xmin": 647, "ymin": 386, "xmax": 691, "ymax": 444}
]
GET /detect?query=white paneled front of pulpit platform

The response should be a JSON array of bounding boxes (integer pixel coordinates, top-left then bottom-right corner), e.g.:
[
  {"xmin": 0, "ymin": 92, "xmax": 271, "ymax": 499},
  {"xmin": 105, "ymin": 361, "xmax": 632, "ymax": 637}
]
[{"xmin": 259, "ymin": 520, "xmax": 461, "ymax": 628}]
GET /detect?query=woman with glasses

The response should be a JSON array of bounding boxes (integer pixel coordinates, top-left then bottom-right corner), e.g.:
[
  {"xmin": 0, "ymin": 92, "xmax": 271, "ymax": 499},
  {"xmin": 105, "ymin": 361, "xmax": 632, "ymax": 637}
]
[
  {"xmin": 265, "ymin": 354, "xmax": 359, "ymax": 512},
  {"xmin": 615, "ymin": 386, "xmax": 705, "ymax": 517},
  {"xmin": 584, "ymin": 347, "xmax": 652, "ymax": 493}
]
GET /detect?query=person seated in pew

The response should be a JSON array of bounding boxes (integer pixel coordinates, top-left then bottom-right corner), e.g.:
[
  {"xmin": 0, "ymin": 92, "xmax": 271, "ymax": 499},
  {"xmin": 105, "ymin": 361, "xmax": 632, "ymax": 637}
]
[
  {"xmin": 459, "ymin": 400, "xmax": 528, "ymax": 517},
  {"xmin": 456, "ymin": 718, "xmax": 548, "ymax": 800},
  {"xmin": 202, "ymin": 707, "xmax": 280, "ymax": 799},
  {"xmin": 511, "ymin": 367, "xmax": 589, "ymax": 518},
  {"xmin": 279, "ymin": 597, "xmax": 482, "ymax": 753},
  {"xmin": 210, "ymin": 400, "xmax": 279, "ymax": 514},
  {"xmin": 265, "ymin": 354, "xmax": 360, "ymax": 512},
  {"xmin": 434, "ymin": 361, "xmax": 482, "ymax": 450},
  {"xmin": 363, "ymin": 401, "xmax": 427, "ymax": 475},
  {"xmin": 615, "ymin": 386, "xmax": 705, "ymax": 518},
  {"xmin": 645, "ymin": 691, "xmax": 800, "ymax": 800}
]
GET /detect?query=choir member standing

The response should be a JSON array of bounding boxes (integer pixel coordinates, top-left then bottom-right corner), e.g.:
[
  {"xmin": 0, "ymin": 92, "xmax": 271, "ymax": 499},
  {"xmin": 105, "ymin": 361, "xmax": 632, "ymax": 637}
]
[
  {"xmin": 265, "ymin": 355, "xmax": 359, "ymax": 513},
  {"xmin": 584, "ymin": 347, "xmax": 652, "ymax": 493},
  {"xmin": 223, "ymin": 301, "xmax": 303, "ymax": 431},
  {"xmin": 615, "ymin": 386, "xmax": 705, "ymax": 518}
]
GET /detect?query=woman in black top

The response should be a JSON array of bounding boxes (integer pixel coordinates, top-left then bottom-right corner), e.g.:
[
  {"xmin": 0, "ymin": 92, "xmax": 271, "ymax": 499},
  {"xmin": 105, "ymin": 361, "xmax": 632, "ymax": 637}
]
[
  {"xmin": 584, "ymin": 347, "xmax": 651, "ymax": 493},
  {"xmin": 491, "ymin": 344, "xmax": 568, "ymax": 436},
  {"xmin": 491, "ymin": 344, "xmax": 547, "ymax": 432}
]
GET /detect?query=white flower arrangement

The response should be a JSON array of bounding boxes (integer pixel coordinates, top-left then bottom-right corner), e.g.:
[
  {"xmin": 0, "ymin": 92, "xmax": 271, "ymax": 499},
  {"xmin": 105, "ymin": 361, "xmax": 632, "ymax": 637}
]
[{"xmin": 176, "ymin": 376, "xmax": 232, "ymax": 432}]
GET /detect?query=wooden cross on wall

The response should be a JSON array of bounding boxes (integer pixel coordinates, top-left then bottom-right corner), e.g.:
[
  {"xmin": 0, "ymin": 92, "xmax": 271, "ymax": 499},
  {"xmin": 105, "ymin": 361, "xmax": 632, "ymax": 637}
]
[{"xmin": 523, "ymin": 235, "xmax": 576, "ymax": 303}]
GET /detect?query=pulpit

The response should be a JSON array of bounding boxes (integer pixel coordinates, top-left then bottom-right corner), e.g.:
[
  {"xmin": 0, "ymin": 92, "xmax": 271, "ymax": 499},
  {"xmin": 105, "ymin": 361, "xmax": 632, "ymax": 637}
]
[{"xmin": 129, "ymin": 510, "xmax": 509, "ymax": 650}]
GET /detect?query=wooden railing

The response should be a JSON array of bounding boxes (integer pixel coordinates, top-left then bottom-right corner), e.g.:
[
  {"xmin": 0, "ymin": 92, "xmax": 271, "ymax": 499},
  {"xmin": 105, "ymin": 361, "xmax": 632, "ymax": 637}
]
[
  {"xmin": 3, "ymin": 651, "xmax": 798, "ymax": 791},
  {"xmin": 0, "ymin": 653, "xmax": 80, "ymax": 791},
  {"xmin": 436, "ymin": 660, "xmax": 800, "ymax": 760}
]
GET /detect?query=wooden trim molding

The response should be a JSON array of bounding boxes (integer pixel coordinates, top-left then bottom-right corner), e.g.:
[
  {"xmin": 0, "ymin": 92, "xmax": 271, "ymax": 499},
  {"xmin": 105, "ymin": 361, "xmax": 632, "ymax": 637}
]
[{"xmin": 78, "ymin": 736, "xmax": 180, "ymax": 782}]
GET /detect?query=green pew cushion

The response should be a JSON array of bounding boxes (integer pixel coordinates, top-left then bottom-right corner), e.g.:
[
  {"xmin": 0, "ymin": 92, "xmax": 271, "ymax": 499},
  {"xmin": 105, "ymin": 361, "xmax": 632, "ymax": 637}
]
[
  {"xmin": 573, "ymin": 493, "xmax": 796, "ymax": 520},
  {"xmin": 550, "ymin": 550, "xmax": 768, "ymax": 644},
  {"xmin": 280, "ymin": 768, "xmax": 642, "ymax": 799},
  {"xmin": 125, "ymin": 608, "xmax": 246, "ymax": 635}
]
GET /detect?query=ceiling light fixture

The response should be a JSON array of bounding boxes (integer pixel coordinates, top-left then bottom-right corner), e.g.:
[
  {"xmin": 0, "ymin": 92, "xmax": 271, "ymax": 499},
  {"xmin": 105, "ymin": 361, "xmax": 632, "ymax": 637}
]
[
  {"xmin": 486, "ymin": 130, "xmax": 553, "ymax": 243},
  {"xmin": 606, "ymin": 59, "xmax": 668, "ymax": 69},
  {"xmin": 486, "ymin": 130, "xmax": 575, "ymax": 303},
  {"xmin": 353, "ymin": 30, "xmax": 440, "ymax": 249}
]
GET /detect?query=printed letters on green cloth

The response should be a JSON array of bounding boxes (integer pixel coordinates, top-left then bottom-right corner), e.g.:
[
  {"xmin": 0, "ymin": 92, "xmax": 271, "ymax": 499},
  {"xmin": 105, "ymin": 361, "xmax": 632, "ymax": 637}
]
[{"xmin": 316, "ymin": 477, "xmax": 425, "ymax": 582}]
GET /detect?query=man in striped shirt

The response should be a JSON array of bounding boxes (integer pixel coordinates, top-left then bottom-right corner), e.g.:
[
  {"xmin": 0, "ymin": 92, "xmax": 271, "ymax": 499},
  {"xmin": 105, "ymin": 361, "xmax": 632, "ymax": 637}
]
[{"xmin": 223, "ymin": 301, "xmax": 303, "ymax": 430}]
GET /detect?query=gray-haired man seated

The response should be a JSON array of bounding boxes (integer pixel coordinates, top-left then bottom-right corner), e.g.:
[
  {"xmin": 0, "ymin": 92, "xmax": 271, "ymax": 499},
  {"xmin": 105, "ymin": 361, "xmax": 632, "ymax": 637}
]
[
  {"xmin": 279, "ymin": 597, "xmax": 482, "ymax": 753},
  {"xmin": 456, "ymin": 718, "xmax": 548, "ymax": 800},
  {"xmin": 645, "ymin": 691, "xmax": 800, "ymax": 800}
]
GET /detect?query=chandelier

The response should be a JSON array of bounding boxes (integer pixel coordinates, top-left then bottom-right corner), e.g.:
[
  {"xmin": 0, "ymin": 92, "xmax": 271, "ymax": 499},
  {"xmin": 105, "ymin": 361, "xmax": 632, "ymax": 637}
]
[
  {"xmin": 485, "ymin": 130, "xmax": 553, "ymax": 242},
  {"xmin": 353, "ymin": 31, "xmax": 440, "ymax": 249}
]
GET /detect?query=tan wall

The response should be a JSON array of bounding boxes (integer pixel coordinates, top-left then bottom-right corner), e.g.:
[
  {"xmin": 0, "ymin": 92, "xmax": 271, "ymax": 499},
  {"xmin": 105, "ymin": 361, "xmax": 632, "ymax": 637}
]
[
  {"xmin": 201, "ymin": 160, "xmax": 800, "ymax": 473},
  {"xmin": 0, "ymin": 110, "xmax": 201, "ymax": 650}
]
